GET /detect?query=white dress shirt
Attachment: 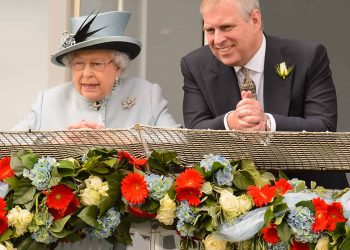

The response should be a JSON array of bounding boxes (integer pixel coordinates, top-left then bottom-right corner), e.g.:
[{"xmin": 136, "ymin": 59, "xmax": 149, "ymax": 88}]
[{"xmin": 224, "ymin": 35, "xmax": 276, "ymax": 131}]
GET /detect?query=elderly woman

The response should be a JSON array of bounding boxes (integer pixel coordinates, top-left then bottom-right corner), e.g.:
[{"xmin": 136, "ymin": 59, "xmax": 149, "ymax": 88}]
[
  {"xmin": 12, "ymin": 10, "xmax": 179, "ymax": 250},
  {"xmin": 12, "ymin": 10, "xmax": 180, "ymax": 130}
]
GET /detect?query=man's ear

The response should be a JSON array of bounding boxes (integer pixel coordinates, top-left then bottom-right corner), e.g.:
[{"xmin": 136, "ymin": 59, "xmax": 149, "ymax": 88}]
[{"xmin": 250, "ymin": 9, "xmax": 262, "ymax": 31}]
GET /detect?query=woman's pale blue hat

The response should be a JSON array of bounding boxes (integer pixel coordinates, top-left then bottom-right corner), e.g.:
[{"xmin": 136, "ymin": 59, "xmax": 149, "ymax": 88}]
[{"xmin": 51, "ymin": 11, "xmax": 141, "ymax": 66}]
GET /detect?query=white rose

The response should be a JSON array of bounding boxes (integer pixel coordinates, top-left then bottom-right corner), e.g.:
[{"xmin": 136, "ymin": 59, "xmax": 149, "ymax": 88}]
[
  {"xmin": 279, "ymin": 62, "xmax": 288, "ymax": 75},
  {"xmin": 85, "ymin": 176, "xmax": 103, "ymax": 189},
  {"xmin": 7, "ymin": 206, "xmax": 33, "ymax": 236},
  {"xmin": 204, "ymin": 233, "xmax": 227, "ymax": 250},
  {"xmin": 219, "ymin": 190, "xmax": 241, "ymax": 221},
  {"xmin": 80, "ymin": 188, "xmax": 101, "ymax": 206},
  {"xmin": 315, "ymin": 236, "xmax": 329, "ymax": 250},
  {"xmin": 18, "ymin": 209, "xmax": 34, "ymax": 226},
  {"xmin": 7, "ymin": 207, "xmax": 20, "ymax": 225},
  {"xmin": 237, "ymin": 194, "xmax": 253, "ymax": 214},
  {"xmin": 156, "ymin": 194, "xmax": 176, "ymax": 225},
  {"xmin": 98, "ymin": 182, "xmax": 109, "ymax": 197}
]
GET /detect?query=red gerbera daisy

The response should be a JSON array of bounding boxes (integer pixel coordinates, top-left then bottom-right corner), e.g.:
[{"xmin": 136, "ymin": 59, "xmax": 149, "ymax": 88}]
[
  {"xmin": 118, "ymin": 151, "xmax": 148, "ymax": 169},
  {"xmin": 247, "ymin": 184, "xmax": 276, "ymax": 207},
  {"xmin": 121, "ymin": 173, "xmax": 149, "ymax": 205},
  {"xmin": 175, "ymin": 168, "xmax": 204, "ymax": 190},
  {"xmin": 0, "ymin": 156, "xmax": 14, "ymax": 181},
  {"xmin": 290, "ymin": 240, "xmax": 310, "ymax": 250},
  {"xmin": 274, "ymin": 178, "xmax": 292, "ymax": 195},
  {"xmin": 47, "ymin": 184, "xmax": 74, "ymax": 210},
  {"xmin": 261, "ymin": 223, "xmax": 279, "ymax": 244},
  {"xmin": 312, "ymin": 198, "xmax": 346, "ymax": 232},
  {"xmin": 128, "ymin": 206, "xmax": 157, "ymax": 219},
  {"xmin": 0, "ymin": 214, "xmax": 8, "ymax": 235},
  {"xmin": 0, "ymin": 199, "xmax": 7, "ymax": 217},
  {"xmin": 326, "ymin": 201, "xmax": 346, "ymax": 231},
  {"xmin": 176, "ymin": 187, "xmax": 202, "ymax": 207},
  {"xmin": 46, "ymin": 184, "xmax": 80, "ymax": 220}
]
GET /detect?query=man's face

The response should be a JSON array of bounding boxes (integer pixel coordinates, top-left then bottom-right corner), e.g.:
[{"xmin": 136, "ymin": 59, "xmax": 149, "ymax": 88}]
[{"xmin": 202, "ymin": 0, "xmax": 262, "ymax": 67}]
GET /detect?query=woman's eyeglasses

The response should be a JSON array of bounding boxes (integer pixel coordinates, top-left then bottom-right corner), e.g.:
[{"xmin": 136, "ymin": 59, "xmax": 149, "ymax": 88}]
[{"xmin": 70, "ymin": 59, "xmax": 114, "ymax": 72}]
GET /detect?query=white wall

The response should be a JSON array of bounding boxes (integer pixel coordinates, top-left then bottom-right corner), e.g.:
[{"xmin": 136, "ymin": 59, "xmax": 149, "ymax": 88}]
[
  {"xmin": 0, "ymin": 1, "xmax": 48, "ymax": 130},
  {"xmin": 0, "ymin": 0, "xmax": 71, "ymax": 130}
]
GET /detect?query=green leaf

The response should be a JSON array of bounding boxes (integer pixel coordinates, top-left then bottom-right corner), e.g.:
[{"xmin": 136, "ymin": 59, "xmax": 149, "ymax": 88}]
[
  {"xmin": 92, "ymin": 166, "xmax": 110, "ymax": 174},
  {"xmin": 0, "ymin": 229, "xmax": 13, "ymax": 241},
  {"xmin": 277, "ymin": 222, "xmax": 291, "ymax": 242},
  {"xmin": 13, "ymin": 178, "xmax": 37, "ymax": 205},
  {"xmin": 57, "ymin": 159, "xmax": 78, "ymax": 177},
  {"xmin": 295, "ymin": 200, "xmax": 315, "ymax": 213},
  {"xmin": 233, "ymin": 170, "xmax": 255, "ymax": 190},
  {"xmin": 17, "ymin": 237, "xmax": 49, "ymax": 250},
  {"xmin": 264, "ymin": 206, "xmax": 273, "ymax": 226},
  {"xmin": 141, "ymin": 199, "xmax": 160, "ymax": 213},
  {"xmin": 103, "ymin": 158, "xmax": 117, "ymax": 168},
  {"xmin": 114, "ymin": 217, "xmax": 132, "ymax": 246},
  {"xmin": 10, "ymin": 150, "xmax": 32, "ymax": 176},
  {"xmin": 340, "ymin": 235, "xmax": 350, "ymax": 250},
  {"xmin": 61, "ymin": 232, "xmax": 82, "ymax": 243},
  {"xmin": 48, "ymin": 166, "xmax": 62, "ymax": 188},
  {"xmin": 21, "ymin": 153, "xmax": 39, "ymax": 169},
  {"xmin": 50, "ymin": 228, "xmax": 72, "ymax": 238},
  {"xmin": 100, "ymin": 172, "xmax": 122, "ymax": 214},
  {"xmin": 50, "ymin": 215, "xmax": 71, "ymax": 233},
  {"xmin": 5, "ymin": 176, "xmax": 19, "ymax": 190},
  {"xmin": 77, "ymin": 206, "xmax": 99, "ymax": 228}
]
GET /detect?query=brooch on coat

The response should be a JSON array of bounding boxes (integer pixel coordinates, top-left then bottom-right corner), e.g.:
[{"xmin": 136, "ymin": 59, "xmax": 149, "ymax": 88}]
[{"xmin": 122, "ymin": 97, "xmax": 136, "ymax": 109}]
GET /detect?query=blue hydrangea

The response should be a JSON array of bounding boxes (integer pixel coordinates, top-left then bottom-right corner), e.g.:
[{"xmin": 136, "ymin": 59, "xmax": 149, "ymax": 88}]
[
  {"xmin": 287, "ymin": 206, "xmax": 320, "ymax": 243},
  {"xmin": 23, "ymin": 156, "xmax": 57, "ymax": 190},
  {"xmin": 267, "ymin": 242, "xmax": 288, "ymax": 250},
  {"xmin": 200, "ymin": 154, "xmax": 231, "ymax": 172},
  {"xmin": 31, "ymin": 214, "xmax": 57, "ymax": 244},
  {"xmin": 146, "ymin": 174, "xmax": 173, "ymax": 200},
  {"xmin": 215, "ymin": 165, "xmax": 233, "ymax": 186},
  {"xmin": 176, "ymin": 201, "xmax": 196, "ymax": 224},
  {"xmin": 90, "ymin": 207, "xmax": 121, "ymax": 239},
  {"xmin": 176, "ymin": 220, "xmax": 196, "ymax": 237}
]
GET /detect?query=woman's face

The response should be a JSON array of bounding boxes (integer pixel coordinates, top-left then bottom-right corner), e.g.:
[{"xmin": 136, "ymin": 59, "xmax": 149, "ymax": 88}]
[{"xmin": 70, "ymin": 49, "xmax": 121, "ymax": 101}]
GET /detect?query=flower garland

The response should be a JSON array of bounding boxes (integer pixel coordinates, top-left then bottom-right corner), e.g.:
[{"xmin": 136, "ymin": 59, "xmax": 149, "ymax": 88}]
[{"xmin": 0, "ymin": 149, "xmax": 349, "ymax": 250}]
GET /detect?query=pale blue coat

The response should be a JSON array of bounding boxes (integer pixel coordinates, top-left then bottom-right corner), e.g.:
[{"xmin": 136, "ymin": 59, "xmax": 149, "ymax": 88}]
[{"xmin": 12, "ymin": 77, "xmax": 180, "ymax": 130}]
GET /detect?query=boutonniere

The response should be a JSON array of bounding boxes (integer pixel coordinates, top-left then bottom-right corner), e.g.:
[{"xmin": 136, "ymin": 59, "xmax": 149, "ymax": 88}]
[{"xmin": 276, "ymin": 62, "xmax": 294, "ymax": 79}]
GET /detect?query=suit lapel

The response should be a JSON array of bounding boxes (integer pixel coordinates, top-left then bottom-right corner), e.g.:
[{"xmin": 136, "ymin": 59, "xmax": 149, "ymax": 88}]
[
  {"xmin": 206, "ymin": 54, "xmax": 241, "ymax": 114},
  {"xmin": 264, "ymin": 36, "xmax": 294, "ymax": 115}
]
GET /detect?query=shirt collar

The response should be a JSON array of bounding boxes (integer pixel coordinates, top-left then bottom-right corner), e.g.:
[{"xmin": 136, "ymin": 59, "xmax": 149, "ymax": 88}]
[{"xmin": 234, "ymin": 35, "xmax": 266, "ymax": 74}]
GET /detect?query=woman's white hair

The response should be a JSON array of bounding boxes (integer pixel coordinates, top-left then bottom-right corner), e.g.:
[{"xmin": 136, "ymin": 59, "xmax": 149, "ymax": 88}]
[
  {"xmin": 62, "ymin": 49, "xmax": 131, "ymax": 72},
  {"xmin": 200, "ymin": 0, "xmax": 260, "ymax": 21}
]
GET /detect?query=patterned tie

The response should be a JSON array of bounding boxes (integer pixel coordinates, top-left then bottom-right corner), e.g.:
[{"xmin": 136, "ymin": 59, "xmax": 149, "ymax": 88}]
[{"xmin": 240, "ymin": 67, "xmax": 257, "ymax": 99}]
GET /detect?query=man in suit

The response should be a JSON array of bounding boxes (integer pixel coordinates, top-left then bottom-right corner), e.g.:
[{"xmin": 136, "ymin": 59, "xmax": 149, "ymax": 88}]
[{"xmin": 181, "ymin": 0, "xmax": 348, "ymax": 188}]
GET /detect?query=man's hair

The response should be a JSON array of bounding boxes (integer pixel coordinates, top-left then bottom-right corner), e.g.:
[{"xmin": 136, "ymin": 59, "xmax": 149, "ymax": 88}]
[{"xmin": 200, "ymin": 0, "xmax": 260, "ymax": 21}]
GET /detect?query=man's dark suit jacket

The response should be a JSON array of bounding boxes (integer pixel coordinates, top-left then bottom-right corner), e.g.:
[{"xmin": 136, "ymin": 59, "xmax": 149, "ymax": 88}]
[{"xmin": 181, "ymin": 35, "xmax": 348, "ymax": 189}]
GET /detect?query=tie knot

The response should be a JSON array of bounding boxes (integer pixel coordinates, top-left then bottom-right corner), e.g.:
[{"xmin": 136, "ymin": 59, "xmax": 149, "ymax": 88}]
[{"xmin": 240, "ymin": 67, "xmax": 250, "ymax": 78}]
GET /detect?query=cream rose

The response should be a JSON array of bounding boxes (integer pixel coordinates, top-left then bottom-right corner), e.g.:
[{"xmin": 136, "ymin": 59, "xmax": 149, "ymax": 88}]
[
  {"xmin": 79, "ymin": 188, "xmax": 101, "ymax": 206},
  {"xmin": 237, "ymin": 194, "xmax": 253, "ymax": 214},
  {"xmin": 85, "ymin": 176, "xmax": 103, "ymax": 189},
  {"xmin": 315, "ymin": 236, "xmax": 329, "ymax": 250},
  {"xmin": 7, "ymin": 206, "xmax": 33, "ymax": 236},
  {"xmin": 219, "ymin": 190, "xmax": 241, "ymax": 221},
  {"xmin": 156, "ymin": 194, "xmax": 176, "ymax": 225},
  {"xmin": 204, "ymin": 233, "xmax": 227, "ymax": 250},
  {"xmin": 0, "ymin": 241, "xmax": 16, "ymax": 250}
]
